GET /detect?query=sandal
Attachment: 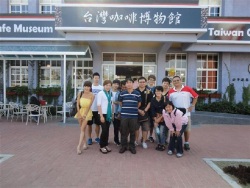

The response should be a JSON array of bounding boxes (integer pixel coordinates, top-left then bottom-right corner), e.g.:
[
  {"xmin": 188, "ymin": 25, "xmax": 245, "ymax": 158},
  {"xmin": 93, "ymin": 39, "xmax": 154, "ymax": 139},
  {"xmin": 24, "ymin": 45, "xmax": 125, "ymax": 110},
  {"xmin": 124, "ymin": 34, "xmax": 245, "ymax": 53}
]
[
  {"xmin": 100, "ymin": 147, "xmax": 108, "ymax": 154},
  {"xmin": 105, "ymin": 146, "xmax": 112, "ymax": 152},
  {"xmin": 82, "ymin": 144, "xmax": 88, "ymax": 150},
  {"xmin": 77, "ymin": 146, "xmax": 82, "ymax": 155}
]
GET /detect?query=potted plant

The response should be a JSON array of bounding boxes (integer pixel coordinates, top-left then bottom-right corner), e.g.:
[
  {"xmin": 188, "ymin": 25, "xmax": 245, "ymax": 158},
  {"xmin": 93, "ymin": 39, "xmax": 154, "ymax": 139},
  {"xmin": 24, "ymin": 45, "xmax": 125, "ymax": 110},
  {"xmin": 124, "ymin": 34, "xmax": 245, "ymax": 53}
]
[
  {"xmin": 16, "ymin": 86, "xmax": 29, "ymax": 96},
  {"xmin": 50, "ymin": 87, "xmax": 61, "ymax": 96},
  {"xmin": 193, "ymin": 88, "xmax": 210, "ymax": 98},
  {"xmin": 6, "ymin": 87, "xmax": 17, "ymax": 95}
]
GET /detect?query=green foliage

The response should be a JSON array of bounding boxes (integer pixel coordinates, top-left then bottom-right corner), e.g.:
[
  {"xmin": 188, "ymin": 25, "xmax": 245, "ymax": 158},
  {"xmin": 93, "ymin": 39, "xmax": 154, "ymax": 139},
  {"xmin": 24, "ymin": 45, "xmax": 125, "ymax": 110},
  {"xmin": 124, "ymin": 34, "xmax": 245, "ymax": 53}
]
[
  {"xmin": 35, "ymin": 87, "xmax": 61, "ymax": 105},
  {"xmin": 226, "ymin": 83, "xmax": 236, "ymax": 103},
  {"xmin": 242, "ymin": 84, "xmax": 250, "ymax": 105},
  {"xmin": 16, "ymin": 86, "xmax": 29, "ymax": 95},
  {"xmin": 35, "ymin": 87, "xmax": 61, "ymax": 96},
  {"xmin": 196, "ymin": 101, "xmax": 250, "ymax": 115}
]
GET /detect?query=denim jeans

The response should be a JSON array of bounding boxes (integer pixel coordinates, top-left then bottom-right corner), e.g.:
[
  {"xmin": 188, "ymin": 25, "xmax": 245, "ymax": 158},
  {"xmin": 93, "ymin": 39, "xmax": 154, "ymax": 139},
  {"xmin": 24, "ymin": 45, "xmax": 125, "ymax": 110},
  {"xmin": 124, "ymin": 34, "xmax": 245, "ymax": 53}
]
[
  {"xmin": 168, "ymin": 124, "xmax": 187, "ymax": 154},
  {"xmin": 155, "ymin": 124, "xmax": 166, "ymax": 145}
]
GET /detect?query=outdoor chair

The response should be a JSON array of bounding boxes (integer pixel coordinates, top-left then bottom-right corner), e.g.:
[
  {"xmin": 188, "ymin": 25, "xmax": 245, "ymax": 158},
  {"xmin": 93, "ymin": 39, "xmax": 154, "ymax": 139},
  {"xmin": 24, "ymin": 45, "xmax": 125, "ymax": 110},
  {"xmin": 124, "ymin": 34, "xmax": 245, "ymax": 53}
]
[
  {"xmin": 0, "ymin": 102, "xmax": 8, "ymax": 119},
  {"xmin": 25, "ymin": 104, "xmax": 43, "ymax": 125},
  {"xmin": 56, "ymin": 102, "xmax": 73, "ymax": 119},
  {"xmin": 9, "ymin": 102, "xmax": 26, "ymax": 122}
]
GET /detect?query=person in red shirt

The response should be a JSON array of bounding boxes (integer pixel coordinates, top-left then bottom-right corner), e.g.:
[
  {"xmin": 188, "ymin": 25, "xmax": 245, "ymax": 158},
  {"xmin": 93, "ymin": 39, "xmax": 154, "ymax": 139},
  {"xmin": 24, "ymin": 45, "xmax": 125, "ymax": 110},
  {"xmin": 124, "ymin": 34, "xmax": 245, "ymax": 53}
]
[{"xmin": 168, "ymin": 76, "xmax": 198, "ymax": 151}]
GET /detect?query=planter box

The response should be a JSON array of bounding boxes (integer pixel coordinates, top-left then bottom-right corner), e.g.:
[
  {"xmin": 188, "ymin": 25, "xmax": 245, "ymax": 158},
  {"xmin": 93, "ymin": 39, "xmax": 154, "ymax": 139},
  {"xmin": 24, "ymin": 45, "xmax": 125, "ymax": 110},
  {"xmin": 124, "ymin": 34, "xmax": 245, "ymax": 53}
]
[
  {"xmin": 210, "ymin": 93, "xmax": 221, "ymax": 98},
  {"xmin": 50, "ymin": 92, "xmax": 60, "ymax": 96},
  {"xmin": 198, "ymin": 93, "xmax": 209, "ymax": 98},
  {"xmin": 6, "ymin": 92, "xmax": 17, "ymax": 95}
]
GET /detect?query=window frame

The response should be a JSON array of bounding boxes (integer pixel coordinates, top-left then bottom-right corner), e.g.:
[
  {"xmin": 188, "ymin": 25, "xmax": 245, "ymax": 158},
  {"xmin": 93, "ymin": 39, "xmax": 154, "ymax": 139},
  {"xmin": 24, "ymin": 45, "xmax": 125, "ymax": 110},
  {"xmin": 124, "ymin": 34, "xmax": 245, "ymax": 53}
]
[
  {"xmin": 196, "ymin": 53, "xmax": 219, "ymax": 91},
  {"xmin": 39, "ymin": 0, "xmax": 61, "ymax": 14},
  {"xmin": 165, "ymin": 53, "xmax": 187, "ymax": 85},
  {"xmin": 71, "ymin": 60, "xmax": 93, "ymax": 89},
  {"xmin": 9, "ymin": 0, "xmax": 28, "ymax": 14},
  {"xmin": 102, "ymin": 52, "xmax": 157, "ymax": 81},
  {"xmin": 39, "ymin": 60, "xmax": 61, "ymax": 87},
  {"xmin": 9, "ymin": 60, "xmax": 28, "ymax": 87}
]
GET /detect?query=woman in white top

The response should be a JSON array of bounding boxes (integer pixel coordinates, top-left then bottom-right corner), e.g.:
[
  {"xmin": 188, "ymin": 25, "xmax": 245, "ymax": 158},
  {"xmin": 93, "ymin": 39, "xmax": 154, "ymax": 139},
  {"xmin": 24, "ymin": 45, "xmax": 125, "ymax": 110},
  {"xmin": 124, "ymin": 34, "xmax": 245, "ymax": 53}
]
[{"xmin": 97, "ymin": 80, "xmax": 113, "ymax": 154}]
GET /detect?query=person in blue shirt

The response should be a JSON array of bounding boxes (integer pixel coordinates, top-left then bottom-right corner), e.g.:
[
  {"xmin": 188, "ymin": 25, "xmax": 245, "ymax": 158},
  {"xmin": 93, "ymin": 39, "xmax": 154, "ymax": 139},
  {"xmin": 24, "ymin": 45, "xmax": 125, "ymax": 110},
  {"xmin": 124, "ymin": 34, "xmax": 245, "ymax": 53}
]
[{"xmin": 119, "ymin": 78, "xmax": 141, "ymax": 154}]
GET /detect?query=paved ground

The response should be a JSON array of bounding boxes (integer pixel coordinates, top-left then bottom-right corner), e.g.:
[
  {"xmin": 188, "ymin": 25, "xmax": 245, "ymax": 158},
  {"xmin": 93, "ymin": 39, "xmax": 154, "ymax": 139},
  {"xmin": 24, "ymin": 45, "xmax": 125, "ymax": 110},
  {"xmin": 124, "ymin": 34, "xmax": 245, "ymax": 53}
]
[{"xmin": 0, "ymin": 117, "xmax": 250, "ymax": 188}]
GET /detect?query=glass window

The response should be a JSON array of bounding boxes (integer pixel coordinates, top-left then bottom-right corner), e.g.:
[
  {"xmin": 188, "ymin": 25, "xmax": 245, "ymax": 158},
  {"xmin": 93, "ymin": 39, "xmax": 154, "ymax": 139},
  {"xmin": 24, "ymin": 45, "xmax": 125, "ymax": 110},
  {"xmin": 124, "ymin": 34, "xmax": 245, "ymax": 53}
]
[
  {"xmin": 72, "ymin": 60, "xmax": 93, "ymax": 88},
  {"xmin": 165, "ymin": 53, "xmax": 187, "ymax": 84},
  {"xmin": 102, "ymin": 53, "xmax": 157, "ymax": 80},
  {"xmin": 39, "ymin": 60, "xmax": 61, "ymax": 87},
  {"xmin": 9, "ymin": 60, "xmax": 28, "ymax": 86},
  {"xmin": 196, "ymin": 53, "xmax": 219, "ymax": 90},
  {"xmin": 199, "ymin": 0, "xmax": 221, "ymax": 17},
  {"xmin": 39, "ymin": 0, "xmax": 61, "ymax": 14},
  {"xmin": 9, "ymin": 0, "xmax": 28, "ymax": 14}
]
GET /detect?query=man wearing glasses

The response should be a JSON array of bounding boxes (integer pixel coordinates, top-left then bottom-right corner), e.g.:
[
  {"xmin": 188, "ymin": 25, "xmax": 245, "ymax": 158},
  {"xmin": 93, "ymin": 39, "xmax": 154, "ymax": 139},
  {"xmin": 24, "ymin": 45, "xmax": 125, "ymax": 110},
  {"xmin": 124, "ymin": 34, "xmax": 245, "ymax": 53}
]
[{"xmin": 168, "ymin": 75, "xmax": 198, "ymax": 151}]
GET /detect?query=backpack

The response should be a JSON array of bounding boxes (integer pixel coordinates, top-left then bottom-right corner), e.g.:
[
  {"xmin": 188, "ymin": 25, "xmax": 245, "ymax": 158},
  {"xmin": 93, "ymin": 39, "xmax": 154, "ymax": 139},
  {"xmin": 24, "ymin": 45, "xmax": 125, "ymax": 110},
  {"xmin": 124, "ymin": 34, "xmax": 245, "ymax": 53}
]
[
  {"xmin": 174, "ymin": 107, "xmax": 186, "ymax": 116},
  {"xmin": 70, "ymin": 91, "xmax": 83, "ymax": 116}
]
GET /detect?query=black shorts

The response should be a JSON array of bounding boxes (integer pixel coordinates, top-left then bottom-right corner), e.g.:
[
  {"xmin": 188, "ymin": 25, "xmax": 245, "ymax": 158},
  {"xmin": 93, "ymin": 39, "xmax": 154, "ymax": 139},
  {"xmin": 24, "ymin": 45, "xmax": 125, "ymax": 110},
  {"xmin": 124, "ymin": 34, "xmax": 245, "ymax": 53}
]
[{"xmin": 87, "ymin": 111, "xmax": 101, "ymax": 126}]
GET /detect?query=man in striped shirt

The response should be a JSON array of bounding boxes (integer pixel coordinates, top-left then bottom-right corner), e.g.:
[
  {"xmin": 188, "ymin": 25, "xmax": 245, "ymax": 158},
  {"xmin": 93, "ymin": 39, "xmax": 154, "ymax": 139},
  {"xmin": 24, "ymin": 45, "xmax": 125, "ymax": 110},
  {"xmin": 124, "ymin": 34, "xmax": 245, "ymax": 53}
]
[{"xmin": 119, "ymin": 78, "xmax": 141, "ymax": 154}]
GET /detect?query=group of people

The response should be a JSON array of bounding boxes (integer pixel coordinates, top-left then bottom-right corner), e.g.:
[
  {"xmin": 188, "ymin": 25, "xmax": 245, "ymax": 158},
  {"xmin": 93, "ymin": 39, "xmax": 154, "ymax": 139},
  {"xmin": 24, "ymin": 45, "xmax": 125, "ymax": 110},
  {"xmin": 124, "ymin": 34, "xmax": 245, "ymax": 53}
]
[{"xmin": 74, "ymin": 72, "xmax": 198, "ymax": 158}]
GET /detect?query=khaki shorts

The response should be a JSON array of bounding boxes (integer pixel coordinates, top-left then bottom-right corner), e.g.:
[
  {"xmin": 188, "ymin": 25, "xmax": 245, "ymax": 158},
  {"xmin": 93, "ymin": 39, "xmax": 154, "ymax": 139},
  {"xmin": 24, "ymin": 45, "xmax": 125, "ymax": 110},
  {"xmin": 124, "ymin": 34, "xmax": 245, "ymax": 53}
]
[
  {"xmin": 185, "ymin": 116, "xmax": 191, "ymax": 131},
  {"xmin": 136, "ymin": 120, "xmax": 150, "ymax": 131}
]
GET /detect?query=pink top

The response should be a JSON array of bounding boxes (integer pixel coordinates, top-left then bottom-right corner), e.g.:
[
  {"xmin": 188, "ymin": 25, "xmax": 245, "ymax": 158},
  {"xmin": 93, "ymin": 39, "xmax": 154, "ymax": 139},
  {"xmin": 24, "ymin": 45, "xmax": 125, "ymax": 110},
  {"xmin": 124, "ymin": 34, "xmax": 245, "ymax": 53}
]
[{"xmin": 162, "ymin": 108, "xmax": 188, "ymax": 131}]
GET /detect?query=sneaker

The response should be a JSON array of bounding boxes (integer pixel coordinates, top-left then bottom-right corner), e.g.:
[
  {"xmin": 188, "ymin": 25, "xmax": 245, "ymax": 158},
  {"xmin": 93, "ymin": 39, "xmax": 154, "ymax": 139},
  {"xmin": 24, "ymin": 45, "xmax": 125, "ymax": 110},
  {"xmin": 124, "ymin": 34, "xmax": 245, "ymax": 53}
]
[
  {"xmin": 167, "ymin": 150, "xmax": 173, "ymax": 155},
  {"xmin": 142, "ymin": 142, "xmax": 148, "ymax": 149},
  {"xmin": 176, "ymin": 153, "xmax": 183, "ymax": 158},
  {"xmin": 184, "ymin": 143, "xmax": 190, "ymax": 151},
  {"xmin": 134, "ymin": 141, "xmax": 139, "ymax": 146},
  {"xmin": 95, "ymin": 137, "xmax": 100, "ymax": 144},
  {"xmin": 159, "ymin": 145, "xmax": 166, "ymax": 151},
  {"xmin": 155, "ymin": 144, "xmax": 161, "ymax": 151},
  {"xmin": 114, "ymin": 141, "xmax": 121, "ymax": 146},
  {"xmin": 129, "ymin": 147, "xmax": 136, "ymax": 154},
  {"xmin": 119, "ymin": 147, "xmax": 127, "ymax": 154},
  {"xmin": 148, "ymin": 136, "xmax": 155, "ymax": 143},
  {"xmin": 87, "ymin": 138, "xmax": 93, "ymax": 145}
]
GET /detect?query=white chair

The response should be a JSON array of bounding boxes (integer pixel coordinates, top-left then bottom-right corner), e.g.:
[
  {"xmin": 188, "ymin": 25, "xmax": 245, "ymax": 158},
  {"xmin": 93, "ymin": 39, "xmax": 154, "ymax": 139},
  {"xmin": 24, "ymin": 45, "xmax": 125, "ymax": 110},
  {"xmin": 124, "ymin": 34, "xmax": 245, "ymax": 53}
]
[
  {"xmin": 25, "ymin": 104, "xmax": 42, "ymax": 125},
  {"xmin": 9, "ymin": 103, "xmax": 26, "ymax": 122},
  {"xmin": 0, "ymin": 102, "xmax": 8, "ymax": 119},
  {"xmin": 56, "ymin": 102, "xmax": 73, "ymax": 119}
]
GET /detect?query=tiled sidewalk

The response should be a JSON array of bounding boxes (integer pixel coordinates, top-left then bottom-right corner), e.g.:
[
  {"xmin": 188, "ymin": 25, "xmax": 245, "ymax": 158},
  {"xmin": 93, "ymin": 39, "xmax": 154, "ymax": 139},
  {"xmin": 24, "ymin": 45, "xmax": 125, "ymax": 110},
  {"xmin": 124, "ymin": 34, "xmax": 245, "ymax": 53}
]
[{"xmin": 0, "ymin": 118, "xmax": 250, "ymax": 188}]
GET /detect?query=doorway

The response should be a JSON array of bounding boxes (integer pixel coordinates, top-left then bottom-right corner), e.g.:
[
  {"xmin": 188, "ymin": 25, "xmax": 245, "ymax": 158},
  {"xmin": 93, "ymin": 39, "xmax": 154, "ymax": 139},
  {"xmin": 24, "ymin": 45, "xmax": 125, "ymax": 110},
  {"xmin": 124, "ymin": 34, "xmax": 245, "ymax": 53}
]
[{"xmin": 116, "ymin": 65, "xmax": 142, "ymax": 80}]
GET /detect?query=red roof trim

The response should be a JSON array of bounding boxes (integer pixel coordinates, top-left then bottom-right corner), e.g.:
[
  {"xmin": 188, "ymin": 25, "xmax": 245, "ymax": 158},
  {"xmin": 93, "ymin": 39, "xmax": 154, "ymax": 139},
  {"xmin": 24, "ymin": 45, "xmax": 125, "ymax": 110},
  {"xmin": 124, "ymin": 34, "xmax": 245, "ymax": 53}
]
[
  {"xmin": 0, "ymin": 15, "xmax": 54, "ymax": 19},
  {"xmin": 208, "ymin": 18, "xmax": 250, "ymax": 22}
]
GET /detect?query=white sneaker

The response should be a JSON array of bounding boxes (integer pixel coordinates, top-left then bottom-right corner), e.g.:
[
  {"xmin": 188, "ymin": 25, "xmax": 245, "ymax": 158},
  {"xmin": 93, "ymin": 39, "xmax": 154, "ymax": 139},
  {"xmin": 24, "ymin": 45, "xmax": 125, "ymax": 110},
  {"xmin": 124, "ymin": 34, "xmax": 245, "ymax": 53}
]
[
  {"xmin": 142, "ymin": 142, "xmax": 148, "ymax": 149},
  {"xmin": 167, "ymin": 150, "xmax": 173, "ymax": 155},
  {"xmin": 176, "ymin": 153, "xmax": 183, "ymax": 158}
]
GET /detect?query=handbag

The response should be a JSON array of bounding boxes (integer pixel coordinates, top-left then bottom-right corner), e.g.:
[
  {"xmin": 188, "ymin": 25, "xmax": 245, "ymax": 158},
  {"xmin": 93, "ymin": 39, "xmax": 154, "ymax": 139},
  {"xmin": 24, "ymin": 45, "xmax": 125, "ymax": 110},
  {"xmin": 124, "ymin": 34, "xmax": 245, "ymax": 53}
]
[{"xmin": 70, "ymin": 91, "xmax": 83, "ymax": 116}]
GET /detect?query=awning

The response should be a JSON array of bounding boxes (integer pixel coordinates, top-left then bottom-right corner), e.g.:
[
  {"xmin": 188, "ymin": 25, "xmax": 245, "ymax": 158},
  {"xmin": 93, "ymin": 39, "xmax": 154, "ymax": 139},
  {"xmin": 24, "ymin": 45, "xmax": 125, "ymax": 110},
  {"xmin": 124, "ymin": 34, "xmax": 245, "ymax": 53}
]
[{"xmin": 0, "ymin": 45, "xmax": 92, "ymax": 60}]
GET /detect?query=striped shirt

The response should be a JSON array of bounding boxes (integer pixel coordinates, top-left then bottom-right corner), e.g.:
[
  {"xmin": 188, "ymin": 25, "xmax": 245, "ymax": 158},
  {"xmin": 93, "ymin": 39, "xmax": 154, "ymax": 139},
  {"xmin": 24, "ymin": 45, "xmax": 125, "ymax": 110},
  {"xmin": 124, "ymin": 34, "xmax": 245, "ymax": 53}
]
[{"xmin": 119, "ymin": 90, "xmax": 141, "ymax": 118}]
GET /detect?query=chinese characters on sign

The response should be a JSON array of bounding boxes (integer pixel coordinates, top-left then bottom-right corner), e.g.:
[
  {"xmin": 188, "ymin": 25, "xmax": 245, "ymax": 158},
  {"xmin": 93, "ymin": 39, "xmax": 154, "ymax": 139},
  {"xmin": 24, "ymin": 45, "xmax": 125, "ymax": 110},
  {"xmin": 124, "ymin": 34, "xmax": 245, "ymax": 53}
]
[{"xmin": 83, "ymin": 10, "xmax": 182, "ymax": 25}]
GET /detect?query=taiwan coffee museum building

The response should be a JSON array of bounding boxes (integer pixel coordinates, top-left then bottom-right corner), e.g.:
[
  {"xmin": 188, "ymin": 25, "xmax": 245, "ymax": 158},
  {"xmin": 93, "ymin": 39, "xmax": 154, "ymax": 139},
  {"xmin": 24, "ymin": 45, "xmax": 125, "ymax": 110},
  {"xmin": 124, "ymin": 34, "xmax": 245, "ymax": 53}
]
[{"xmin": 1, "ymin": 4, "xmax": 250, "ymax": 122}]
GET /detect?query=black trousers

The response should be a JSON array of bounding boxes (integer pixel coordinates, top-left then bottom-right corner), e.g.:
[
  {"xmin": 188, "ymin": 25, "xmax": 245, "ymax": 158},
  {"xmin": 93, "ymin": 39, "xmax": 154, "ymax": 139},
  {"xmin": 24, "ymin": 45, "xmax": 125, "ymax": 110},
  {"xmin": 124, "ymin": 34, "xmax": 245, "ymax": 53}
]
[
  {"xmin": 168, "ymin": 124, "xmax": 187, "ymax": 154},
  {"xmin": 113, "ymin": 113, "xmax": 120, "ymax": 143},
  {"xmin": 100, "ymin": 114, "xmax": 111, "ymax": 148},
  {"xmin": 120, "ymin": 118, "xmax": 137, "ymax": 149}
]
